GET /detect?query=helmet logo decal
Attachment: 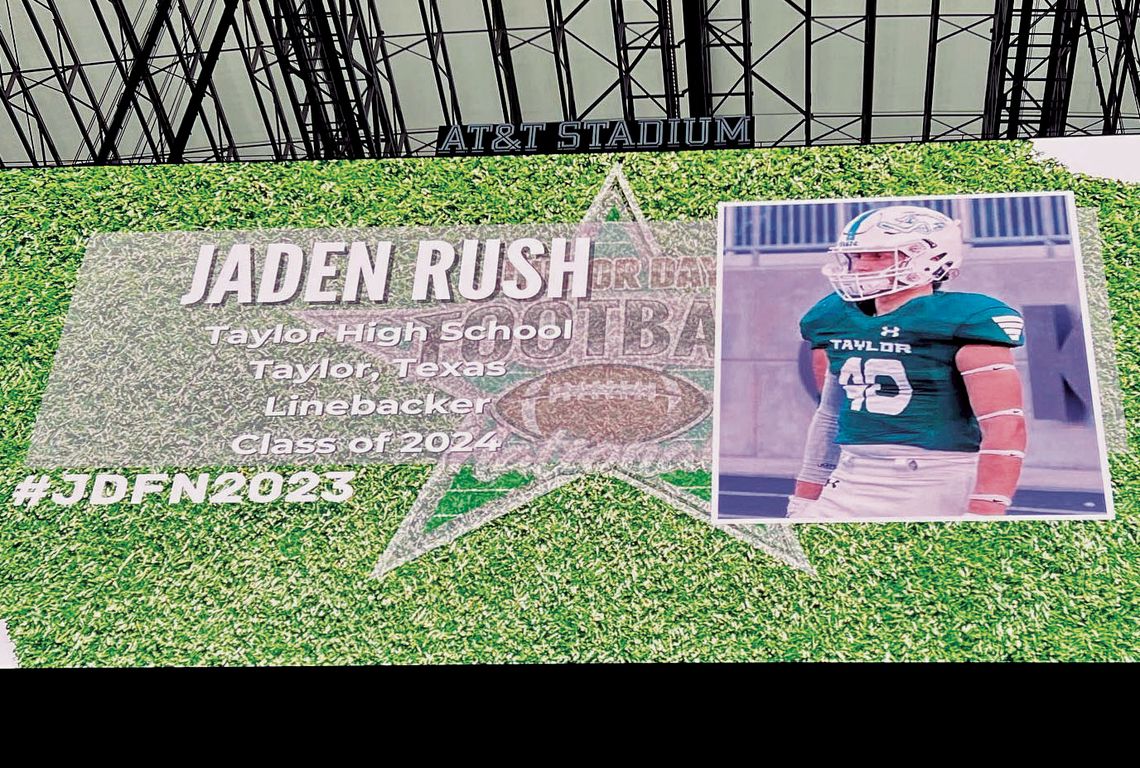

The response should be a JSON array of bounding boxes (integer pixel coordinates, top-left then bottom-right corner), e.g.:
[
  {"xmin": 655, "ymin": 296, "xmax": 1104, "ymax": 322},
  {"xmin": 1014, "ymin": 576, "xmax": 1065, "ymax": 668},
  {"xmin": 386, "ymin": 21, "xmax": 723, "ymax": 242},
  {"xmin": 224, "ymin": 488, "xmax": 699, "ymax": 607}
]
[
  {"xmin": 876, "ymin": 212, "xmax": 946, "ymax": 235},
  {"xmin": 842, "ymin": 209, "xmax": 878, "ymax": 243}
]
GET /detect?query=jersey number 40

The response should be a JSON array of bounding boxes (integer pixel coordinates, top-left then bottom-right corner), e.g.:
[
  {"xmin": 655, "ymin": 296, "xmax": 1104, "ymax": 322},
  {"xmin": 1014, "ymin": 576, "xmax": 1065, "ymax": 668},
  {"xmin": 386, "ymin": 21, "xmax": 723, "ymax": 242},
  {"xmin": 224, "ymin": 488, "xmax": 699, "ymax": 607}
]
[{"xmin": 838, "ymin": 357, "xmax": 914, "ymax": 415}]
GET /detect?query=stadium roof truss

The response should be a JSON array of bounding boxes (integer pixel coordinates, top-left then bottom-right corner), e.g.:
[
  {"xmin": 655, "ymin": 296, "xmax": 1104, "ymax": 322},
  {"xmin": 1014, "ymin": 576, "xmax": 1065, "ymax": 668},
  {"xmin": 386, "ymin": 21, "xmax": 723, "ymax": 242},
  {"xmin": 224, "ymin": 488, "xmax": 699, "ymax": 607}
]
[{"xmin": 0, "ymin": 0, "xmax": 1138, "ymax": 166}]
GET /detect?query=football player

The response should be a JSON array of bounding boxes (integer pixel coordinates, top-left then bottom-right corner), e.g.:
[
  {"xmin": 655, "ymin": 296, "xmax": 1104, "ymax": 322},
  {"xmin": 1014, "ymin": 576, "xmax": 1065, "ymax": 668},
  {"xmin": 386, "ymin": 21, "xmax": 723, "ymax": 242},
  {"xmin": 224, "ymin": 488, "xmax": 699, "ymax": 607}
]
[{"xmin": 787, "ymin": 204, "xmax": 1027, "ymax": 520}]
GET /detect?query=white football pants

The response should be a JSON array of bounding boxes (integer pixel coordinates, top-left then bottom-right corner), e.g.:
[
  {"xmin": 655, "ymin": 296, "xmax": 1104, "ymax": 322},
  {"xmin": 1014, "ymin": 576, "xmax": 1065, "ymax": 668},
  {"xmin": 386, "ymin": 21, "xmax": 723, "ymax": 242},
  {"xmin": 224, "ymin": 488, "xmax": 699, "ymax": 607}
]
[{"xmin": 791, "ymin": 444, "xmax": 979, "ymax": 521}]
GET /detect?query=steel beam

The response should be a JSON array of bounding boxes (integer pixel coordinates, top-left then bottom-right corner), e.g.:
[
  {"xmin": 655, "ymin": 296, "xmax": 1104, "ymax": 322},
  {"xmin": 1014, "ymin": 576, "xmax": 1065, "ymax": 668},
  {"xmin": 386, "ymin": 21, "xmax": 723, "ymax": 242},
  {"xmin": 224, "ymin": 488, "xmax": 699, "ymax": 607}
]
[
  {"xmin": 0, "ymin": 19, "xmax": 61, "ymax": 165},
  {"xmin": 805, "ymin": 0, "xmax": 813, "ymax": 145},
  {"xmin": 657, "ymin": 1, "xmax": 679, "ymax": 118},
  {"xmin": 95, "ymin": 1, "xmax": 175, "ymax": 164},
  {"xmin": 168, "ymin": 0, "xmax": 239, "ymax": 162},
  {"xmin": 546, "ymin": 0, "xmax": 578, "ymax": 120},
  {"xmin": 1004, "ymin": 0, "xmax": 1036, "ymax": 139},
  {"xmin": 232, "ymin": 2, "xmax": 299, "ymax": 160},
  {"xmin": 609, "ymin": 0, "xmax": 635, "ymax": 120},
  {"xmin": 19, "ymin": 0, "xmax": 100, "ymax": 160},
  {"xmin": 483, "ymin": 0, "xmax": 522, "ymax": 124},
  {"xmin": 418, "ymin": 0, "xmax": 463, "ymax": 126},
  {"xmin": 983, "ymin": 0, "xmax": 1015, "ymax": 139},
  {"xmin": 861, "ymin": 0, "xmax": 877, "ymax": 143},
  {"xmin": 309, "ymin": 1, "xmax": 371, "ymax": 157},
  {"xmin": 1102, "ymin": 0, "xmax": 1140, "ymax": 133},
  {"xmin": 681, "ymin": 0, "xmax": 711, "ymax": 118},
  {"xmin": 921, "ymin": 0, "xmax": 941, "ymax": 141},
  {"xmin": 1041, "ymin": 0, "xmax": 1084, "ymax": 137}
]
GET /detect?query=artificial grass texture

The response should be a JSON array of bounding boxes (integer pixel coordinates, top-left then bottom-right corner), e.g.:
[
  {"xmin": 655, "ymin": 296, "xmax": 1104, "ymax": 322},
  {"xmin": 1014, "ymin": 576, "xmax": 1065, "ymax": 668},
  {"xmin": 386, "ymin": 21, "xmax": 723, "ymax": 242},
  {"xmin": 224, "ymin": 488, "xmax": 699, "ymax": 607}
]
[
  {"xmin": 1, "ymin": 141, "xmax": 1139, "ymax": 664},
  {"xmin": 427, "ymin": 466, "xmax": 535, "ymax": 532}
]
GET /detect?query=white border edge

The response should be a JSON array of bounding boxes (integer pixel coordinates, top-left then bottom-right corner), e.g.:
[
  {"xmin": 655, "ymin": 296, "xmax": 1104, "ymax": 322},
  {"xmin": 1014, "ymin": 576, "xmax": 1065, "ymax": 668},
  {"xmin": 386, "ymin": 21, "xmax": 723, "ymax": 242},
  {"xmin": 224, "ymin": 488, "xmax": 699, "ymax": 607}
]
[{"xmin": 710, "ymin": 189, "xmax": 1116, "ymax": 525}]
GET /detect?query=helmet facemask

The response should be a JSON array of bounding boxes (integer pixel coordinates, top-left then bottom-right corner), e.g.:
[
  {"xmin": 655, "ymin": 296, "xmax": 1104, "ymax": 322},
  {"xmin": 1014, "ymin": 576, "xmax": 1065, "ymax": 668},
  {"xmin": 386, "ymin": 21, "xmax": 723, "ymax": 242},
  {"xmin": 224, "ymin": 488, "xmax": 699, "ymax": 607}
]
[
  {"xmin": 825, "ymin": 205, "xmax": 964, "ymax": 302},
  {"xmin": 824, "ymin": 238, "xmax": 957, "ymax": 302}
]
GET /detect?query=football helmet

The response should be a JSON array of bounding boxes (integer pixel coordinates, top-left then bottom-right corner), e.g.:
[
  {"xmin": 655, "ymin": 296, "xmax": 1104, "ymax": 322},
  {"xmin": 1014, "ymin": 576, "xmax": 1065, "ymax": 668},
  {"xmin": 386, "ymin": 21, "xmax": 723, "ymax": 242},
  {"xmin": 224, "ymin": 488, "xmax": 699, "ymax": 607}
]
[{"xmin": 824, "ymin": 205, "xmax": 963, "ymax": 301}]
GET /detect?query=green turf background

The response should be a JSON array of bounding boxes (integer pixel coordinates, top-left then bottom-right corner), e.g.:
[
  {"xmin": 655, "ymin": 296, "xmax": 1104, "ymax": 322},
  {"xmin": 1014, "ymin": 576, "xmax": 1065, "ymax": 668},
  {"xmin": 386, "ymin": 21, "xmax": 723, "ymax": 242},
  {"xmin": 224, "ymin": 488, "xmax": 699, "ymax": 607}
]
[{"xmin": 1, "ymin": 141, "xmax": 1138, "ymax": 664}]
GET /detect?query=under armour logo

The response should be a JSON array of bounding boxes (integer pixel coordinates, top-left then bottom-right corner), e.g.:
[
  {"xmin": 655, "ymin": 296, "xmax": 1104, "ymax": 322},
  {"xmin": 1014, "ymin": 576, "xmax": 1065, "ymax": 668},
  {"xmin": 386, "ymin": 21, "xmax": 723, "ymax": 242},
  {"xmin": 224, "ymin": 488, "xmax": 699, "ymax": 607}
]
[
  {"xmin": 881, "ymin": 325, "xmax": 901, "ymax": 337},
  {"xmin": 825, "ymin": 478, "xmax": 840, "ymax": 489}
]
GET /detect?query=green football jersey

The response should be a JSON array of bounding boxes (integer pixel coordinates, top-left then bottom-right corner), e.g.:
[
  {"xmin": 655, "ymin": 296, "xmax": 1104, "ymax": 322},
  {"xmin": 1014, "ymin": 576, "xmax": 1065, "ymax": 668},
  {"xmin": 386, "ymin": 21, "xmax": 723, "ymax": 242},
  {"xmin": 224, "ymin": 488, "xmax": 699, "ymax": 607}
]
[{"xmin": 799, "ymin": 291, "xmax": 1025, "ymax": 452}]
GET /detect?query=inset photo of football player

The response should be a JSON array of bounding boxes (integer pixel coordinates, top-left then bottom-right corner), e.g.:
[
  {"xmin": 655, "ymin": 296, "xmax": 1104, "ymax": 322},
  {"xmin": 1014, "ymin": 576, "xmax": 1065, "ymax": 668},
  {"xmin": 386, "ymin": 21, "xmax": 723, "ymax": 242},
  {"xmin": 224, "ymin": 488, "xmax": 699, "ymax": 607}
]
[{"xmin": 711, "ymin": 193, "xmax": 1114, "ymax": 524}]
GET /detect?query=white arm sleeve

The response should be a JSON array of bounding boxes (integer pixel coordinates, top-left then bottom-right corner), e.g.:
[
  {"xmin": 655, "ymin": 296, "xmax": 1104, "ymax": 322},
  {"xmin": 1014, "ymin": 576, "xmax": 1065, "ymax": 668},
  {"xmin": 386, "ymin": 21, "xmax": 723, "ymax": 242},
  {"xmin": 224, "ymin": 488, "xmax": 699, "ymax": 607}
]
[{"xmin": 795, "ymin": 371, "xmax": 843, "ymax": 485}]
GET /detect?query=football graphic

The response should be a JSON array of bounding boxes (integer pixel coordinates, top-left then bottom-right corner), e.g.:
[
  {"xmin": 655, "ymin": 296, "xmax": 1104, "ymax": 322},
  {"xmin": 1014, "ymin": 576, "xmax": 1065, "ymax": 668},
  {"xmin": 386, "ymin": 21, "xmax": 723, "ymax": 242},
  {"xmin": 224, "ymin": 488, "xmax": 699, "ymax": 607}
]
[{"xmin": 492, "ymin": 363, "xmax": 710, "ymax": 444}]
